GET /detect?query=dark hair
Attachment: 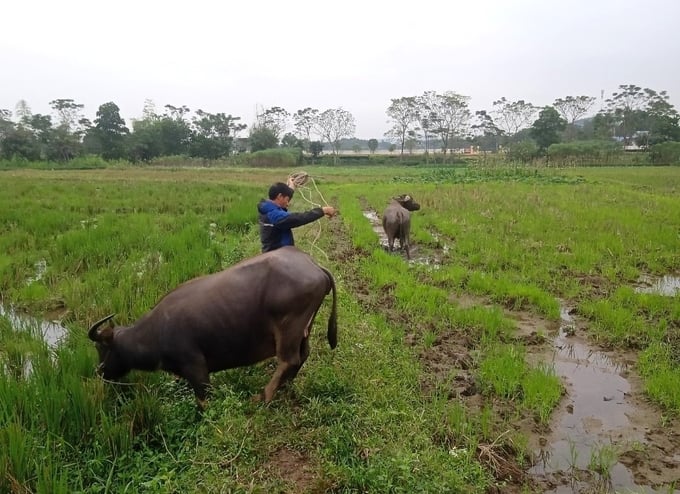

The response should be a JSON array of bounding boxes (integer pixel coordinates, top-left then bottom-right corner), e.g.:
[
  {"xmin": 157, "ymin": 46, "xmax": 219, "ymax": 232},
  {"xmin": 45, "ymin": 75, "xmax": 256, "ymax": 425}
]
[{"xmin": 268, "ymin": 182, "xmax": 294, "ymax": 200}]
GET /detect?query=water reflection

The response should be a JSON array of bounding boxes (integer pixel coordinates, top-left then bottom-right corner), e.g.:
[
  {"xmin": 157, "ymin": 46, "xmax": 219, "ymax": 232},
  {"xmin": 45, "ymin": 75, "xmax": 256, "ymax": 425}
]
[
  {"xmin": 634, "ymin": 274, "xmax": 680, "ymax": 296},
  {"xmin": 530, "ymin": 304, "xmax": 661, "ymax": 493},
  {"xmin": 0, "ymin": 305, "xmax": 68, "ymax": 348}
]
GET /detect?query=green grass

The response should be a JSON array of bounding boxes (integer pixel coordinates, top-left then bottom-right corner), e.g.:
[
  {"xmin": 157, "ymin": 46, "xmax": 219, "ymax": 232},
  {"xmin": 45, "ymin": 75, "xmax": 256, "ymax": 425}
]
[{"xmin": 0, "ymin": 164, "xmax": 678, "ymax": 492}]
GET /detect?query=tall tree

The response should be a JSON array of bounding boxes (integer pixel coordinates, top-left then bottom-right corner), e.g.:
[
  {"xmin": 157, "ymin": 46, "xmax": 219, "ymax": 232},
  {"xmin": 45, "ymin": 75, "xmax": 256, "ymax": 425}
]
[
  {"xmin": 367, "ymin": 138, "xmax": 379, "ymax": 154},
  {"xmin": 599, "ymin": 85, "xmax": 679, "ymax": 144},
  {"xmin": 553, "ymin": 96, "xmax": 596, "ymax": 125},
  {"xmin": 471, "ymin": 110, "xmax": 502, "ymax": 152},
  {"xmin": 314, "ymin": 108, "xmax": 356, "ymax": 164},
  {"xmin": 385, "ymin": 96, "xmax": 418, "ymax": 157},
  {"xmin": 86, "ymin": 102, "xmax": 129, "ymax": 160},
  {"xmin": 257, "ymin": 106, "xmax": 290, "ymax": 141},
  {"xmin": 14, "ymin": 100, "xmax": 32, "ymax": 125},
  {"xmin": 491, "ymin": 97, "xmax": 537, "ymax": 139},
  {"xmin": 49, "ymin": 98, "xmax": 84, "ymax": 132},
  {"xmin": 427, "ymin": 91, "xmax": 471, "ymax": 155},
  {"xmin": 553, "ymin": 95, "xmax": 596, "ymax": 141},
  {"xmin": 414, "ymin": 91, "xmax": 439, "ymax": 161},
  {"xmin": 190, "ymin": 110, "xmax": 245, "ymax": 158},
  {"xmin": 292, "ymin": 107, "xmax": 318, "ymax": 149}
]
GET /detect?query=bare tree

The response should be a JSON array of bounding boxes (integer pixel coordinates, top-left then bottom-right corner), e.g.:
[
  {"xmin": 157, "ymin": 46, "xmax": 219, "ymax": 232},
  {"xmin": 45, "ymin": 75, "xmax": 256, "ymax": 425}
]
[
  {"xmin": 491, "ymin": 97, "xmax": 537, "ymax": 138},
  {"xmin": 314, "ymin": 108, "xmax": 356, "ymax": 164},
  {"xmin": 553, "ymin": 95, "xmax": 595, "ymax": 141},
  {"xmin": 427, "ymin": 91, "xmax": 471, "ymax": 155},
  {"xmin": 14, "ymin": 100, "xmax": 32, "ymax": 124},
  {"xmin": 293, "ymin": 107, "xmax": 319, "ymax": 150},
  {"xmin": 553, "ymin": 95, "xmax": 596, "ymax": 124},
  {"xmin": 256, "ymin": 106, "xmax": 290, "ymax": 140},
  {"xmin": 384, "ymin": 96, "xmax": 418, "ymax": 158},
  {"xmin": 414, "ymin": 91, "xmax": 439, "ymax": 163}
]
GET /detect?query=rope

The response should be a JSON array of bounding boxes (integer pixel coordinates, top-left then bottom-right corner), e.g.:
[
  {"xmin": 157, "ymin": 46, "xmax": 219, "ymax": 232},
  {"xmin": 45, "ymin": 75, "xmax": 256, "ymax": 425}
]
[{"xmin": 286, "ymin": 170, "xmax": 331, "ymax": 261}]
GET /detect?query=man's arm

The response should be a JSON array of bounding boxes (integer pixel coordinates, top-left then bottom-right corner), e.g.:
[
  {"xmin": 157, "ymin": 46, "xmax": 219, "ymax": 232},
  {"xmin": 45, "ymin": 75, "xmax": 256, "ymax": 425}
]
[{"xmin": 271, "ymin": 208, "xmax": 325, "ymax": 229}]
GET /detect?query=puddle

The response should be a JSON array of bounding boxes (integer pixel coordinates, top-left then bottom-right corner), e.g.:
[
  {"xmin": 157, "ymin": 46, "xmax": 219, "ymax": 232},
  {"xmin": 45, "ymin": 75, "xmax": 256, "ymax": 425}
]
[
  {"xmin": 362, "ymin": 209, "xmax": 390, "ymax": 249},
  {"xmin": 530, "ymin": 305, "xmax": 665, "ymax": 493},
  {"xmin": 0, "ymin": 304, "xmax": 68, "ymax": 348},
  {"xmin": 633, "ymin": 274, "xmax": 680, "ymax": 296},
  {"xmin": 26, "ymin": 259, "xmax": 47, "ymax": 284}
]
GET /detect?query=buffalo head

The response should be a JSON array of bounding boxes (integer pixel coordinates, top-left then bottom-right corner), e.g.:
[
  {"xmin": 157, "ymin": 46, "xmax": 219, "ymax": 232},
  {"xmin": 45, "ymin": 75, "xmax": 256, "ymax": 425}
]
[
  {"xmin": 88, "ymin": 313, "xmax": 130, "ymax": 380},
  {"xmin": 393, "ymin": 194, "xmax": 420, "ymax": 212}
]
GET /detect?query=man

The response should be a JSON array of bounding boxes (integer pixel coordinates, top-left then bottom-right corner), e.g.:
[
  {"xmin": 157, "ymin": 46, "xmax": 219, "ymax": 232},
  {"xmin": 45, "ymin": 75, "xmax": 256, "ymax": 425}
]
[{"xmin": 257, "ymin": 182, "xmax": 337, "ymax": 253}]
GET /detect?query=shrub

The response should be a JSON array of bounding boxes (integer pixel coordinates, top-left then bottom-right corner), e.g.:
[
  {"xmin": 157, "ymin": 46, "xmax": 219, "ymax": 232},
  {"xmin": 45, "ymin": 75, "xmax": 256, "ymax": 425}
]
[
  {"xmin": 242, "ymin": 148, "xmax": 302, "ymax": 168},
  {"xmin": 649, "ymin": 141, "xmax": 680, "ymax": 165}
]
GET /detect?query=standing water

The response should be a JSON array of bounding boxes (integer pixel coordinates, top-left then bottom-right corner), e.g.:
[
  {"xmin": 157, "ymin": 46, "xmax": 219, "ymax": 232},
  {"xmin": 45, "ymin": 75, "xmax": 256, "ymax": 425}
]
[
  {"xmin": 529, "ymin": 293, "xmax": 680, "ymax": 493},
  {"xmin": 0, "ymin": 304, "xmax": 68, "ymax": 348}
]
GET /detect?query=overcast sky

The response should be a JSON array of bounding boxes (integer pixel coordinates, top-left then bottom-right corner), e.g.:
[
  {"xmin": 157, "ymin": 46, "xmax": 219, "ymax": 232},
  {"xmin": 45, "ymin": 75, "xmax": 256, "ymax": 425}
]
[{"xmin": 2, "ymin": 0, "xmax": 679, "ymax": 139}]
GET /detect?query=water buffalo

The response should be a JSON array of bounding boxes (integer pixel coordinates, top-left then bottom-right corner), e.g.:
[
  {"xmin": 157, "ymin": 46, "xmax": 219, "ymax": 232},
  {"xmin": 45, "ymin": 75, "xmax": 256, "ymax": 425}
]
[
  {"xmin": 88, "ymin": 246, "xmax": 337, "ymax": 408},
  {"xmin": 382, "ymin": 194, "xmax": 421, "ymax": 259}
]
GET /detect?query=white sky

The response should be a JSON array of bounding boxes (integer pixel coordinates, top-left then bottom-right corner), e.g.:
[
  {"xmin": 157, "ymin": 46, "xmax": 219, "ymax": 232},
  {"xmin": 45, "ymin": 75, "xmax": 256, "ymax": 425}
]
[{"xmin": 2, "ymin": 0, "xmax": 679, "ymax": 139}]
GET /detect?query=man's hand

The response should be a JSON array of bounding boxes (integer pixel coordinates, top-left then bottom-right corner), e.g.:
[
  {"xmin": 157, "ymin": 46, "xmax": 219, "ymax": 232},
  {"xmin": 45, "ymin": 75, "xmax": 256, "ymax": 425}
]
[{"xmin": 322, "ymin": 206, "xmax": 337, "ymax": 218}]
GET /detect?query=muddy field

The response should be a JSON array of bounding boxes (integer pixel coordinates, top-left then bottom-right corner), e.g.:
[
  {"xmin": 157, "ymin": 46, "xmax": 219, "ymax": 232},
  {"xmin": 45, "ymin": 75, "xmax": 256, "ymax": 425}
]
[{"xmin": 350, "ymin": 205, "xmax": 680, "ymax": 493}]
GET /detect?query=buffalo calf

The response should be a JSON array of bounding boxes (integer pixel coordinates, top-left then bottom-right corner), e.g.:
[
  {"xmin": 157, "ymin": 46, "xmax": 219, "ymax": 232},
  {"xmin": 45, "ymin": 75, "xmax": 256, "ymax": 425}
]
[{"xmin": 382, "ymin": 194, "xmax": 421, "ymax": 259}]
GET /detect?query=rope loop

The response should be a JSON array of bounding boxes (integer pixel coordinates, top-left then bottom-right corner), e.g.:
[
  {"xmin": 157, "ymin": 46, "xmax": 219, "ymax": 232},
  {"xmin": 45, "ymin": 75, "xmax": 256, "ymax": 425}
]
[{"xmin": 286, "ymin": 170, "xmax": 330, "ymax": 261}]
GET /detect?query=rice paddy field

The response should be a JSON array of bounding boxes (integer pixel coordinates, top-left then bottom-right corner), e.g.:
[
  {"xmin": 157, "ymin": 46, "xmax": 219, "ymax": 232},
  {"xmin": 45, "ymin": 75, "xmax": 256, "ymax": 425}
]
[{"xmin": 1, "ymin": 164, "xmax": 679, "ymax": 493}]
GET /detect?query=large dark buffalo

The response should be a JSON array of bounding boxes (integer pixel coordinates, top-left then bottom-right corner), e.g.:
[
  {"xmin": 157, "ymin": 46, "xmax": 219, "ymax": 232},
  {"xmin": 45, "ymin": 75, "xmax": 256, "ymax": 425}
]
[
  {"xmin": 382, "ymin": 194, "xmax": 421, "ymax": 259},
  {"xmin": 88, "ymin": 246, "xmax": 337, "ymax": 407}
]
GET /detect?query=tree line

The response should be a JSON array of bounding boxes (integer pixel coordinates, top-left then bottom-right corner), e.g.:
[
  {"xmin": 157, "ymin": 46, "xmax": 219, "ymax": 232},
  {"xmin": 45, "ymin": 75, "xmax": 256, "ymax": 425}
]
[{"xmin": 1, "ymin": 84, "xmax": 678, "ymax": 163}]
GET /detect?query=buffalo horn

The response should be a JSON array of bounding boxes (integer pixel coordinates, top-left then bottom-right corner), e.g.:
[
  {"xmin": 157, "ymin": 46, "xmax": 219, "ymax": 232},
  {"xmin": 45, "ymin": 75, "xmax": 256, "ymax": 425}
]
[{"xmin": 88, "ymin": 313, "xmax": 116, "ymax": 341}]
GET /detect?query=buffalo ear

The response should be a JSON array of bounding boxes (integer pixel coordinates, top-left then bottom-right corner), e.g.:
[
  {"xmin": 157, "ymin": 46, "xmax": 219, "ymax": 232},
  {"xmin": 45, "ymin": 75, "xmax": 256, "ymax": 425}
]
[{"xmin": 99, "ymin": 326, "xmax": 114, "ymax": 344}]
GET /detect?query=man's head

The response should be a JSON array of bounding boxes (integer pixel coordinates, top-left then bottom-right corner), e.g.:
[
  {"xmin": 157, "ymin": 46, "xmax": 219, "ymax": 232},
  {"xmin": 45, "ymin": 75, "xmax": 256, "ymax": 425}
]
[{"xmin": 269, "ymin": 182, "xmax": 295, "ymax": 207}]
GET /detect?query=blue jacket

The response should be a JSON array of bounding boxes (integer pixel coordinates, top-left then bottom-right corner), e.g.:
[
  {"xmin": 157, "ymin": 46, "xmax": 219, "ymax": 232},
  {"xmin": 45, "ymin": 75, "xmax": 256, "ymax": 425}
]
[{"xmin": 257, "ymin": 199, "xmax": 324, "ymax": 252}]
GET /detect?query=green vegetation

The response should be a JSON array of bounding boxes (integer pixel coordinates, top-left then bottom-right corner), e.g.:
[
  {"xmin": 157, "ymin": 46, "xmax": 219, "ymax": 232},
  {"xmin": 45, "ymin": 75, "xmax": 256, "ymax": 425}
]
[{"xmin": 0, "ymin": 164, "xmax": 678, "ymax": 492}]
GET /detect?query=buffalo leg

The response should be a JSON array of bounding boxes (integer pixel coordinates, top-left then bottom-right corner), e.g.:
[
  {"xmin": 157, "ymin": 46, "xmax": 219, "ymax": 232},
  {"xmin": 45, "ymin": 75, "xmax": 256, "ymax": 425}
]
[
  {"xmin": 283, "ymin": 336, "xmax": 310, "ymax": 383},
  {"xmin": 181, "ymin": 363, "xmax": 211, "ymax": 409},
  {"xmin": 262, "ymin": 360, "xmax": 297, "ymax": 403}
]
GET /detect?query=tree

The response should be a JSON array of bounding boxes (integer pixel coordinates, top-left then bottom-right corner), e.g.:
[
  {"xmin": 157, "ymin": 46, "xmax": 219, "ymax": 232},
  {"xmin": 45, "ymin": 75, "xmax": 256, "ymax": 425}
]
[
  {"xmin": 491, "ymin": 97, "xmax": 537, "ymax": 139},
  {"xmin": 127, "ymin": 118, "xmax": 163, "ymax": 161},
  {"xmin": 86, "ymin": 102, "xmax": 129, "ymax": 160},
  {"xmin": 314, "ymin": 108, "xmax": 356, "ymax": 164},
  {"xmin": 385, "ymin": 97, "xmax": 418, "ymax": 157},
  {"xmin": 14, "ymin": 100, "xmax": 32, "ymax": 124},
  {"xmin": 257, "ymin": 106, "xmax": 289, "ymax": 141},
  {"xmin": 49, "ymin": 98, "xmax": 84, "ymax": 132},
  {"xmin": 415, "ymin": 91, "xmax": 439, "ymax": 161},
  {"xmin": 598, "ymin": 85, "xmax": 680, "ymax": 145},
  {"xmin": 281, "ymin": 132, "xmax": 303, "ymax": 149},
  {"xmin": 553, "ymin": 95, "xmax": 595, "ymax": 125},
  {"xmin": 367, "ymin": 138, "xmax": 378, "ymax": 154},
  {"xmin": 309, "ymin": 141, "xmax": 323, "ymax": 159},
  {"xmin": 427, "ymin": 91, "xmax": 471, "ymax": 155},
  {"xmin": 0, "ymin": 126, "xmax": 41, "ymax": 160},
  {"xmin": 530, "ymin": 106, "xmax": 566, "ymax": 151},
  {"xmin": 0, "ymin": 109, "xmax": 13, "ymax": 139},
  {"xmin": 190, "ymin": 110, "xmax": 245, "ymax": 159},
  {"xmin": 553, "ymin": 95, "xmax": 596, "ymax": 141},
  {"xmin": 293, "ymin": 107, "xmax": 319, "ymax": 150},
  {"xmin": 405, "ymin": 131, "xmax": 418, "ymax": 154},
  {"xmin": 158, "ymin": 105, "xmax": 192, "ymax": 155},
  {"xmin": 471, "ymin": 110, "xmax": 502, "ymax": 152},
  {"xmin": 249, "ymin": 126, "xmax": 278, "ymax": 152}
]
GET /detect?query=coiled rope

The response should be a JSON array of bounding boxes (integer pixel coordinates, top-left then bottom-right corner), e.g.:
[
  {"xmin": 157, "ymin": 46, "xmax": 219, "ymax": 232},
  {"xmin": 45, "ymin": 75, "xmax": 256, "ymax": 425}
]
[{"xmin": 286, "ymin": 170, "xmax": 331, "ymax": 260}]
